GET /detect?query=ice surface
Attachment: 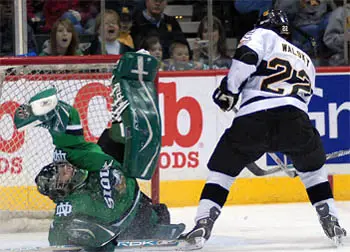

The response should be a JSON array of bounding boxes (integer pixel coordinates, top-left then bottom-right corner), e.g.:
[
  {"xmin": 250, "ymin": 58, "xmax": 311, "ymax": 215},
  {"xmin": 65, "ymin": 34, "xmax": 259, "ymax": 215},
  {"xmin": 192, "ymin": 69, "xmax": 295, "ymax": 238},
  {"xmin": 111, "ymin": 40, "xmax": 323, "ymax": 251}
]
[{"xmin": 0, "ymin": 202, "xmax": 349, "ymax": 252}]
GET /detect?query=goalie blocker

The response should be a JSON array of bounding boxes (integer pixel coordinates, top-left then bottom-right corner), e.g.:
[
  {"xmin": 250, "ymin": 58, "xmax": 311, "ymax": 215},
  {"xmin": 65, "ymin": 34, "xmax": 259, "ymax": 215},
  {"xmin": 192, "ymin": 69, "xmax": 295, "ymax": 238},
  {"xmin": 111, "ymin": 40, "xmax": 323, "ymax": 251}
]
[{"xmin": 98, "ymin": 51, "xmax": 161, "ymax": 180}]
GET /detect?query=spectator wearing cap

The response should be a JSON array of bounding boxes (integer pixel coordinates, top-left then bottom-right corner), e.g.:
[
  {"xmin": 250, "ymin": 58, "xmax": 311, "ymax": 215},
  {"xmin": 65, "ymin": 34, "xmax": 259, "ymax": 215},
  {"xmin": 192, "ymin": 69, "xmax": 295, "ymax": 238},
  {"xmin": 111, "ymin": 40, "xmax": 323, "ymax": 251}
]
[
  {"xmin": 61, "ymin": 10, "xmax": 84, "ymax": 34},
  {"xmin": 131, "ymin": 0, "xmax": 188, "ymax": 59},
  {"xmin": 105, "ymin": 0, "xmax": 132, "ymax": 14},
  {"xmin": 118, "ymin": 7, "xmax": 135, "ymax": 48}
]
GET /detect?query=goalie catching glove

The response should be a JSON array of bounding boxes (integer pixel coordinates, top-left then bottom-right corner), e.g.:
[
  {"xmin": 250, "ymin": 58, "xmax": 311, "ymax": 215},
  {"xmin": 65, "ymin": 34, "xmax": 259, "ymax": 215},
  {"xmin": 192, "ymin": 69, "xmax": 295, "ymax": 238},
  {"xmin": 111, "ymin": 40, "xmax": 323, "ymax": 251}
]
[{"xmin": 212, "ymin": 76, "xmax": 239, "ymax": 112}]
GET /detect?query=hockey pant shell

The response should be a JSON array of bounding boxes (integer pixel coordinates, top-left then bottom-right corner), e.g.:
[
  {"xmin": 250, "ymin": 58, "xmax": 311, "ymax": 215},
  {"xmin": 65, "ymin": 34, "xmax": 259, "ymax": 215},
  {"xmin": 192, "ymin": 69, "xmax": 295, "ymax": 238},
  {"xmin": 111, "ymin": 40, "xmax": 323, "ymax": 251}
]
[
  {"xmin": 98, "ymin": 127, "xmax": 125, "ymax": 165},
  {"xmin": 208, "ymin": 106, "xmax": 326, "ymax": 177},
  {"xmin": 141, "ymin": 192, "xmax": 171, "ymax": 225}
]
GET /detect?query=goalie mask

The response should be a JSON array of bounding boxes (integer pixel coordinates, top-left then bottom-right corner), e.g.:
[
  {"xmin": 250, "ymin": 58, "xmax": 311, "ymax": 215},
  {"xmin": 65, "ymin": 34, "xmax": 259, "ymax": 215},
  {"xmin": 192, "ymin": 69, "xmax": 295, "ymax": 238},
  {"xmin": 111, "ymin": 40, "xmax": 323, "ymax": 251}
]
[
  {"xmin": 256, "ymin": 9, "xmax": 290, "ymax": 39},
  {"xmin": 29, "ymin": 88, "xmax": 59, "ymax": 120},
  {"xmin": 35, "ymin": 161, "xmax": 88, "ymax": 201}
]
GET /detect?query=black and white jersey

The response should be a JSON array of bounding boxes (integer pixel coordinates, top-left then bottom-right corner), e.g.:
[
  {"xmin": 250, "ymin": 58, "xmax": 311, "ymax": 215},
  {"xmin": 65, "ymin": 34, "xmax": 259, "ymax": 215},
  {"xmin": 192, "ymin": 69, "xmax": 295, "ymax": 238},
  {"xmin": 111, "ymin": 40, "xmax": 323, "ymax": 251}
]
[{"xmin": 227, "ymin": 28, "xmax": 315, "ymax": 118}]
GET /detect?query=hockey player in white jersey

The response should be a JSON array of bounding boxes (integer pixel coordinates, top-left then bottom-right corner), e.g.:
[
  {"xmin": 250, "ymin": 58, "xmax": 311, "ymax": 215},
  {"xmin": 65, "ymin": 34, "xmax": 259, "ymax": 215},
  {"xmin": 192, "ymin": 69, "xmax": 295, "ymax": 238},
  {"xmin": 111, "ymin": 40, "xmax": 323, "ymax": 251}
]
[{"xmin": 180, "ymin": 9, "xmax": 346, "ymax": 247}]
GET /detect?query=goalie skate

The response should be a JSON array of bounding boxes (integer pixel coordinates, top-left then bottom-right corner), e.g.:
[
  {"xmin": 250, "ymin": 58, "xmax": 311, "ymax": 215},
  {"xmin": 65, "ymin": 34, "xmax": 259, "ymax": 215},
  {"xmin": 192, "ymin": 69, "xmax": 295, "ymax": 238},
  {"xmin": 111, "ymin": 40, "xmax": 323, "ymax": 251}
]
[{"xmin": 316, "ymin": 203, "xmax": 347, "ymax": 247}]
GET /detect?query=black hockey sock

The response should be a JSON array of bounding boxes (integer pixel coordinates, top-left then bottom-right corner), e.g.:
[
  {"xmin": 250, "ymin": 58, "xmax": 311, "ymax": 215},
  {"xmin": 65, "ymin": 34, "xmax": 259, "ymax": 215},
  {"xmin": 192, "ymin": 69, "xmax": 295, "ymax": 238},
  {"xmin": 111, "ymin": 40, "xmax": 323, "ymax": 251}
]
[
  {"xmin": 306, "ymin": 181, "xmax": 334, "ymax": 205},
  {"xmin": 200, "ymin": 183, "xmax": 229, "ymax": 208}
]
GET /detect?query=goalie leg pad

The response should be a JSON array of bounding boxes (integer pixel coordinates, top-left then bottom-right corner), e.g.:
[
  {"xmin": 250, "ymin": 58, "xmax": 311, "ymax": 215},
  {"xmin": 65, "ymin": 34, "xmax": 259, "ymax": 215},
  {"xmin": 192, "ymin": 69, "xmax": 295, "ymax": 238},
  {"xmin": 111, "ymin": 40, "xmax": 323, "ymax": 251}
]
[{"xmin": 66, "ymin": 218, "xmax": 119, "ymax": 249}]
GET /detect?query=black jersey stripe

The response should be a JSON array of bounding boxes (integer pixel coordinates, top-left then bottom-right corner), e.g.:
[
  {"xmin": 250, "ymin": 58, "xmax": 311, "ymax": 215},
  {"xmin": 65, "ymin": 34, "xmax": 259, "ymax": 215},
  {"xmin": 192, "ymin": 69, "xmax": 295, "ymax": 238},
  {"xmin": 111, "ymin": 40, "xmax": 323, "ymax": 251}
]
[
  {"xmin": 66, "ymin": 129, "xmax": 84, "ymax": 136},
  {"xmin": 240, "ymin": 95, "xmax": 305, "ymax": 108},
  {"xmin": 233, "ymin": 45, "xmax": 259, "ymax": 65}
]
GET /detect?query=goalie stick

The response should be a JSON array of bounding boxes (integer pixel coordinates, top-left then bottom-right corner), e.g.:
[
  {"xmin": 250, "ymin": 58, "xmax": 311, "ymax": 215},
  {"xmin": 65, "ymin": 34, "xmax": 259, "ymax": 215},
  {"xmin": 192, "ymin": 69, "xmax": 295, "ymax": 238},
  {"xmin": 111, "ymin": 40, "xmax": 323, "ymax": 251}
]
[
  {"xmin": 7, "ymin": 237, "xmax": 204, "ymax": 252},
  {"xmin": 325, "ymin": 149, "xmax": 350, "ymax": 160},
  {"xmin": 245, "ymin": 149, "xmax": 350, "ymax": 177},
  {"xmin": 270, "ymin": 149, "xmax": 350, "ymax": 178},
  {"xmin": 1, "ymin": 246, "xmax": 82, "ymax": 252}
]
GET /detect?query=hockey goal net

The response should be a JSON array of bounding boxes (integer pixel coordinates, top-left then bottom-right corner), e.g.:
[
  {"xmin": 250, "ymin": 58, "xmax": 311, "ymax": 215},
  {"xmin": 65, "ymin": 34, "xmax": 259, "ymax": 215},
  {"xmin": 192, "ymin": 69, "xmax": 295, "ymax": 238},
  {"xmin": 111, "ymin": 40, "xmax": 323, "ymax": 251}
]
[{"xmin": 0, "ymin": 56, "xmax": 159, "ymax": 232}]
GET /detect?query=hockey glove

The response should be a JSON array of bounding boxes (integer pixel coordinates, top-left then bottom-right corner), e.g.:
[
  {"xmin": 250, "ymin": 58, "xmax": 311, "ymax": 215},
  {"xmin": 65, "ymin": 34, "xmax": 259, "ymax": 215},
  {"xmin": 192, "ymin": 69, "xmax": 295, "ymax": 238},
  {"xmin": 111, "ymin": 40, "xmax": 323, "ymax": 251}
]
[{"xmin": 212, "ymin": 88, "xmax": 238, "ymax": 112}]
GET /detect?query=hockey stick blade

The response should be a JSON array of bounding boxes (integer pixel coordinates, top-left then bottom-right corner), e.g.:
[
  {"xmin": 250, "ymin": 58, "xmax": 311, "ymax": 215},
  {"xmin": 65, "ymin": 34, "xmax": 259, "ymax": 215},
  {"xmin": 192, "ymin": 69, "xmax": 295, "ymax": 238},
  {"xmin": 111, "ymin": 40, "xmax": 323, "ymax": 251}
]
[{"xmin": 246, "ymin": 162, "xmax": 282, "ymax": 176}]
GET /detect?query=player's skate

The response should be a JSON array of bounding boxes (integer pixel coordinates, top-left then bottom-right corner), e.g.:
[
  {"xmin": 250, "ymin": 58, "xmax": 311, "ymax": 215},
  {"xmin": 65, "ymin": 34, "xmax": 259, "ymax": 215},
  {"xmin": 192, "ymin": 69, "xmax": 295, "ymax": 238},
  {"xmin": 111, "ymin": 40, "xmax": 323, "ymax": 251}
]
[
  {"xmin": 180, "ymin": 206, "xmax": 220, "ymax": 243},
  {"xmin": 316, "ymin": 203, "xmax": 347, "ymax": 246}
]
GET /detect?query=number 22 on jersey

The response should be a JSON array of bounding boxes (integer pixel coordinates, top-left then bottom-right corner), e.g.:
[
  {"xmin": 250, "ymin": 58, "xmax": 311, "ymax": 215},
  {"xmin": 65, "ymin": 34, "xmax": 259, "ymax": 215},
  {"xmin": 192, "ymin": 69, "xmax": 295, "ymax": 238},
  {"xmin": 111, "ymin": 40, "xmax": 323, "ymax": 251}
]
[{"xmin": 260, "ymin": 57, "xmax": 312, "ymax": 96}]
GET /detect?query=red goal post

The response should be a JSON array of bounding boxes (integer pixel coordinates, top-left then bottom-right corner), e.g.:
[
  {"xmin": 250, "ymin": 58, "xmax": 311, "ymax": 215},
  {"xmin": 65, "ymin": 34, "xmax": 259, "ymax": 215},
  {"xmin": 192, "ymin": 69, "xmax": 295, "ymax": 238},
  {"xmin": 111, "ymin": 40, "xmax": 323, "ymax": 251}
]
[{"xmin": 0, "ymin": 55, "xmax": 160, "ymax": 232}]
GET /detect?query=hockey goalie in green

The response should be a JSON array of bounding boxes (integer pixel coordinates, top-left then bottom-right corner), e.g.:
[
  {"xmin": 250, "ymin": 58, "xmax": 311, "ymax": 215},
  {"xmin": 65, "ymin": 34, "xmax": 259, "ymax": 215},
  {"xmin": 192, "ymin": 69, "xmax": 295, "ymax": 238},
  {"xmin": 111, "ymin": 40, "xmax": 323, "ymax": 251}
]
[{"xmin": 13, "ymin": 52, "xmax": 187, "ymax": 251}]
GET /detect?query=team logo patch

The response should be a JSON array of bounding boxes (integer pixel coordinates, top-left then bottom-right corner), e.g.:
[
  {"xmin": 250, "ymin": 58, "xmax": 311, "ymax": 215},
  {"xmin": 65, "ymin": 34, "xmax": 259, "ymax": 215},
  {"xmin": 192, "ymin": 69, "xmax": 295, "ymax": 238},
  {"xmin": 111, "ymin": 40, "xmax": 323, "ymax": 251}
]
[
  {"xmin": 55, "ymin": 202, "xmax": 72, "ymax": 217},
  {"xmin": 53, "ymin": 149, "xmax": 67, "ymax": 162}
]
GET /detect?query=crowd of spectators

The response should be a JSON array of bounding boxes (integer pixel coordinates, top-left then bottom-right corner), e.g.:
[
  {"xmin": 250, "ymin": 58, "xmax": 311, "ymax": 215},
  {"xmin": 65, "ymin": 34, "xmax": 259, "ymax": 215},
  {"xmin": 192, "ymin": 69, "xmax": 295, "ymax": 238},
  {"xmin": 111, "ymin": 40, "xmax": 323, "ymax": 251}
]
[{"xmin": 0, "ymin": 0, "xmax": 348, "ymax": 68}]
